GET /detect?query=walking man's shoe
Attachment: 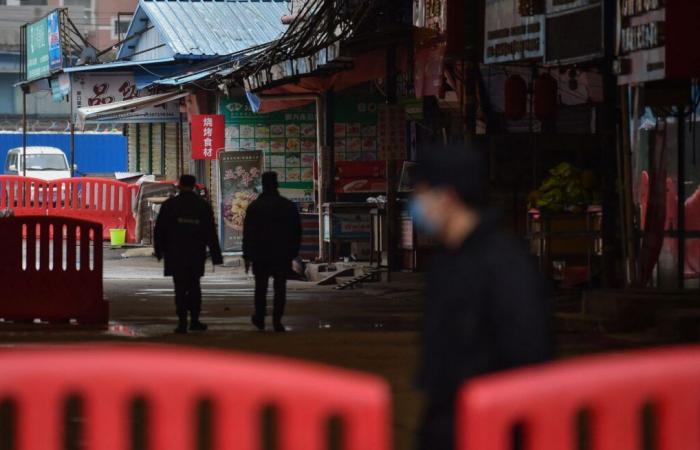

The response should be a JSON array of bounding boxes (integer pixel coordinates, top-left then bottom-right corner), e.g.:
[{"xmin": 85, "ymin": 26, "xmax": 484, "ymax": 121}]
[
  {"xmin": 189, "ymin": 321, "xmax": 208, "ymax": 331},
  {"xmin": 251, "ymin": 315, "xmax": 265, "ymax": 331},
  {"xmin": 273, "ymin": 321, "xmax": 286, "ymax": 333},
  {"xmin": 174, "ymin": 321, "xmax": 188, "ymax": 334}
]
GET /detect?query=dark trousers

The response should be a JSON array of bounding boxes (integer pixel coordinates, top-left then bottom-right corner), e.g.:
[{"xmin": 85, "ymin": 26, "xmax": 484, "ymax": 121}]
[
  {"xmin": 253, "ymin": 261, "xmax": 288, "ymax": 323},
  {"xmin": 173, "ymin": 273, "xmax": 202, "ymax": 322},
  {"xmin": 417, "ymin": 396, "xmax": 455, "ymax": 450}
]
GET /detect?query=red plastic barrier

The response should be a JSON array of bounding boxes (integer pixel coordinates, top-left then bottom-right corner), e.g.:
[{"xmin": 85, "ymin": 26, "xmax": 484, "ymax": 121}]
[
  {"xmin": 0, "ymin": 216, "xmax": 107, "ymax": 325},
  {"xmin": 0, "ymin": 176, "xmax": 138, "ymax": 242},
  {"xmin": 0, "ymin": 175, "xmax": 53, "ymax": 215},
  {"xmin": 0, "ymin": 345, "xmax": 391, "ymax": 450},
  {"xmin": 48, "ymin": 177, "xmax": 137, "ymax": 242},
  {"xmin": 457, "ymin": 346, "xmax": 700, "ymax": 450}
]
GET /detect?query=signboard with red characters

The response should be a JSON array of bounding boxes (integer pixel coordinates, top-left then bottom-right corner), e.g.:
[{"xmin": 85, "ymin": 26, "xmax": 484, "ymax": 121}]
[
  {"xmin": 191, "ymin": 114, "xmax": 225, "ymax": 160},
  {"xmin": 334, "ymin": 160, "xmax": 404, "ymax": 194},
  {"xmin": 71, "ymin": 73, "xmax": 180, "ymax": 123}
]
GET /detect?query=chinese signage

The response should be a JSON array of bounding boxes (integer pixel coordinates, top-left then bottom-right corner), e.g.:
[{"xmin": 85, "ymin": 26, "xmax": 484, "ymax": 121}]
[
  {"xmin": 323, "ymin": 213, "xmax": 371, "ymax": 241},
  {"xmin": 546, "ymin": 0, "xmax": 598, "ymax": 14},
  {"xmin": 219, "ymin": 151, "xmax": 262, "ymax": 252},
  {"xmin": 47, "ymin": 12, "xmax": 61, "ymax": 73},
  {"xmin": 378, "ymin": 105, "xmax": 407, "ymax": 161},
  {"xmin": 484, "ymin": 0, "xmax": 544, "ymax": 64},
  {"xmin": 620, "ymin": 21, "xmax": 664, "ymax": 53},
  {"xmin": 620, "ymin": 0, "xmax": 662, "ymax": 17},
  {"xmin": 71, "ymin": 73, "xmax": 180, "ymax": 123},
  {"xmin": 220, "ymin": 95, "xmax": 383, "ymax": 188},
  {"xmin": 413, "ymin": 0, "xmax": 446, "ymax": 34},
  {"xmin": 615, "ymin": 0, "xmax": 667, "ymax": 84},
  {"xmin": 191, "ymin": 114, "xmax": 225, "ymax": 160},
  {"xmin": 25, "ymin": 11, "xmax": 62, "ymax": 81},
  {"xmin": 545, "ymin": 1, "xmax": 603, "ymax": 63}
]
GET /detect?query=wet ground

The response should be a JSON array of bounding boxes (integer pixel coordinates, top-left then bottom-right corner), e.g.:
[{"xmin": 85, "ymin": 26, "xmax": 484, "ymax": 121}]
[
  {"xmin": 0, "ymin": 248, "xmax": 656, "ymax": 449},
  {"xmin": 0, "ymin": 248, "xmax": 426, "ymax": 449}
]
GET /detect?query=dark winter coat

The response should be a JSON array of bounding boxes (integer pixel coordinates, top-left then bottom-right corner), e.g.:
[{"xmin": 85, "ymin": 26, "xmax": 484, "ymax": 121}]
[
  {"xmin": 242, "ymin": 191, "xmax": 302, "ymax": 264},
  {"xmin": 418, "ymin": 213, "xmax": 552, "ymax": 401},
  {"xmin": 154, "ymin": 191, "xmax": 223, "ymax": 277}
]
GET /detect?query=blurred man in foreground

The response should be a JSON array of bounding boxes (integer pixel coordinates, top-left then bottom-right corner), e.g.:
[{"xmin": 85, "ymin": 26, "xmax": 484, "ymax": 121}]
[
  {"xmin": 412, "ymin": 148, "xmax": 552, "ymax": 450},
  {"xmin": 154, "ymin": 175, "xmax": 223, "ymax": 334},
  {"xmin": 243, "ymin": 171, "xmax": 302, "ymax": 332}
]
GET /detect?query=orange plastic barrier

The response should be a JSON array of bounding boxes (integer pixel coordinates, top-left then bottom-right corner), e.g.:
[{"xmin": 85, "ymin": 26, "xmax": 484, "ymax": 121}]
[
  {"xmin": 0, "ymin": 176, "xmax": 138, "ymax": 242},
  {"xmin": 0, "ymin": 345, "xmax": 391, "ymax": 450},
  {"xmin": 0, "ymin": 175, "xmax": 54, "ymax": 215},
  {"xmin": 48, "ymin": 177, "xmax": 137, "ymax": 242},
  {"xmin": 0, "ymin": 216, "xmax": 107, "ymax": 325},
  {"xmin": 457, "ymin": 346, "xmax": 700, "ymax": 450}
]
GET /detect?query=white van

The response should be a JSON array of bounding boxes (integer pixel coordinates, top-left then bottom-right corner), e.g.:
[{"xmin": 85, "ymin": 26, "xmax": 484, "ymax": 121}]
[{"xmin": 4, "ymin": 146, "xmax": 72, "ymax": 181}]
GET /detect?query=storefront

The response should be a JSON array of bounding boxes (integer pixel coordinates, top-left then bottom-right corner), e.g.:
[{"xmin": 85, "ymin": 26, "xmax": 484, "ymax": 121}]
[
  {"xmin": 617, "ymin": 0, "xmax": 700, "ymax": 288},
  {"xmin": 482, "ymin": 0, "xmax": 611, "ymax": 286},
  {"xmin": 217, "ymin": 88, "xmax": 393, "ymax": 256}
]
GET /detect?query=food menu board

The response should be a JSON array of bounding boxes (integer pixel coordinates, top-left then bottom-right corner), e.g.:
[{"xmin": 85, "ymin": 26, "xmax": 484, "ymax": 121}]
[
  {"xmin": 221, "ymin": 97, "xmax": 316, "ymax": 185},
  {"xmin": 378, "ymin": 105, "xmax": 407, "ymax": 161},
  {"xmin": 333, "ymin": 96, "xmax": 380, "ymax": 162},
  {"xmin": 221, "ymin": 95, "xmax": 384, "ymax": 186}
]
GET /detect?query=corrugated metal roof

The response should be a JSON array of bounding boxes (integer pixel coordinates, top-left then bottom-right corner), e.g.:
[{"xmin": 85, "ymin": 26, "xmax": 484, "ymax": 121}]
[
  {"xmin": 132, "ymin": 0, "xmax": 289, "ymax": 59},
  {"xmin": 63, "ymin": 58, "xmax": 175, "ymax": 73}
]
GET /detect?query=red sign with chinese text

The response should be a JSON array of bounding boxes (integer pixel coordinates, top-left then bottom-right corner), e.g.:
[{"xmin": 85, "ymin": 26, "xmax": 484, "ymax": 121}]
[{"xmin": 191, "ymin": 114, "xmax": 225, "ymax": 160}]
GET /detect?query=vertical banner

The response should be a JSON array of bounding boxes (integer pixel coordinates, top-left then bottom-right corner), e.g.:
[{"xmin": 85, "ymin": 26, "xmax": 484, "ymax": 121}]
[
  {"xmin": 219, "ymin": 151, "xmax": 263, "ymax": 252},
  {"xmin": 191, "ymin": 114, "xmax": 225, "ymax": 160},
  {"xmin": 47, "ymin": 11, "xmax": 62, "ymax": 72}
]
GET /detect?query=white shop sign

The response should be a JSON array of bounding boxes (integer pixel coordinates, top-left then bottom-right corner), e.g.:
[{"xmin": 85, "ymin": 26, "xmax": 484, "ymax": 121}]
[
  {"xmin": 484, "ymin": 0, "xmax": 544, "ymax": 64},
  {"xmin": 71, "ymin": 72, "xmax": 180, "ymax": 124}
]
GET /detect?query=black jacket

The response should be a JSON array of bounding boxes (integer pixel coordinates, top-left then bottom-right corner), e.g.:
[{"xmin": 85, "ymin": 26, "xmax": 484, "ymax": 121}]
[
  {"xmin": 242, "ymin": 191, "xmax": 302, "ymax": 263},
  {"xmin": 418, "ymin": 214, "xmax": 552, "ymax": 400},
  {"xmin": 154, "ymin": 191, "xmax": 223, "ymax": 277}
]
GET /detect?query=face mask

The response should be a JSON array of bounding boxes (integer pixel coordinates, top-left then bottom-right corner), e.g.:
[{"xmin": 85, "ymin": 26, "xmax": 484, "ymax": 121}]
[{"xmin": 409, "ymin": 197, "xmax": 439, "ymax": 235}]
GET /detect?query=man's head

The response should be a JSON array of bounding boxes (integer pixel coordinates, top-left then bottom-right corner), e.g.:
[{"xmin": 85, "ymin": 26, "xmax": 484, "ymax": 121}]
[
  {"xmin": 262, "ymin": 171, "xmax": 279, "ymax": 193},
  {"xmin": 178, "ymin": 174, "xmax": 197, "ymax": 192},
  {"xmin": 412, "ymin": 146, "xmax": 488, "ymax": 245}
]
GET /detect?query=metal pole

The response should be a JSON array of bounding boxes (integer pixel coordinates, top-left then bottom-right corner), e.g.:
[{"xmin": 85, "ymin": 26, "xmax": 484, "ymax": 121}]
[
  {"xmin": 148, "ymin": 123, "xmax": 153, "ymax": 174},
  {"xmin": 22, "ymin": 90, "xmax": 27, "ymax": 177},
  {"xmin": 70, "ymin": 123, "xmax": 75, "ymax": 177},
  {"xmin": 316, "ymin": 95, "xmax": 326, "ymax": 262},
  {"xmin": 677, "ymin": 110, "xmax": 686, "ymax": 288},
  {"xmin": 258, "ymin": 93, "xmax": 326, "ymax": 260}
]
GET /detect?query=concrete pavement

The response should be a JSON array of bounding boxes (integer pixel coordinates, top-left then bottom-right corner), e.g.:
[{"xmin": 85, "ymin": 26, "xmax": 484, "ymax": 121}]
[{"xmin": 0, "ymin": 247, "xmax": 672, "ymax": 448}]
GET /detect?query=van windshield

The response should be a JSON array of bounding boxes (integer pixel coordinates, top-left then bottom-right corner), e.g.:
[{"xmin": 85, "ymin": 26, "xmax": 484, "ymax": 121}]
[{"xmin": 22, "ymin": 154, "xmax": 68, "ymax": 171}]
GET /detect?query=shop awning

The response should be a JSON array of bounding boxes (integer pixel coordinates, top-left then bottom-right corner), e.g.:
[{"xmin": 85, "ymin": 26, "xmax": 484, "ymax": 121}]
[{"xmin": 76, "ymin": 91, "xmax": 189, "ymax": 128}]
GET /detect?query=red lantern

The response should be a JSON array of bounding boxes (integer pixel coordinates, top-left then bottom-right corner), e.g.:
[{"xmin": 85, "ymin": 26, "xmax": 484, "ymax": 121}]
[
  {"xmin": 534, "ymin": 74, "xmax": 558, "ymax": 121},
  {"xmin": 504, "ymin": 75, "xmax": 527, "ymax": 121}
]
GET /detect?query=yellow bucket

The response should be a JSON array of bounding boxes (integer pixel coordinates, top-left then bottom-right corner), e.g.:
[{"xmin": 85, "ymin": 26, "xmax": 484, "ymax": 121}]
[{"xmin": 110, "ymin": 228, "xmax": 126, "ymax": 247}]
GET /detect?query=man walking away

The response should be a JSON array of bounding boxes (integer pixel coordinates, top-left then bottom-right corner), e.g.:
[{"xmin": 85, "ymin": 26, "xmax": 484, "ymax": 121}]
[
  {"xmin": 412, "ymin": 148, "xmax": 552, "ymax": 450},
  {"xmin": 154, "ymin": 175, "xmax": 223, "ymax": 334},
  {"xmin": 243, "ymin": 172, "xmax": 302, "ymax": 332}
]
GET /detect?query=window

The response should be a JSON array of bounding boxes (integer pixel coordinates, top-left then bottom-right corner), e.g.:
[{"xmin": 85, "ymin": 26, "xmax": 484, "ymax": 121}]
[
  {"xmin": 62, "ymin": 0, "xmax": 93, "ymax": 22},
  {"xmin": 24, "ymin": 154, "xmax": 68, "ymax": 171},
  {"xmin": 20, "ymin": 0, "xmax": 48, "ymax": 5},
  {"xmin": 5, "ymin": 154, "xmax": 17, "ymax": 173},
  {"xmin": 63, "ymin": 0, "xmax": 91, "ymax": 7},
  {"xmin": 112, "ymin": 15, "xmax": 132, "ymax": 40}
]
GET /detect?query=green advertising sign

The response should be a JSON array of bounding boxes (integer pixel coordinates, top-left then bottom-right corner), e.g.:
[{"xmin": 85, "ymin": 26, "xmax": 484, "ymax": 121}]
[
  {"xmin": 220, "ymin": 94, "xmax": 383, "ymax": 187},
  {"xmin": 26, "ymin": 17, "xmax": 49, "ymax": 81},
  {"xmin": 25, "ymin": 11, "xmax": 61, "ymax": 81}
]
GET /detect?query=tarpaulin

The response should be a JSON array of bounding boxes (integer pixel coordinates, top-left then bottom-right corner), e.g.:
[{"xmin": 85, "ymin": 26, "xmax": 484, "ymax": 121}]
[
  {"xmin": 414, "ymin": 40, "xmax": 446, "ymax": 98},
  {"xmin": 247, "ymin": 48, "xmax": 408, "ymax": 114}
]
